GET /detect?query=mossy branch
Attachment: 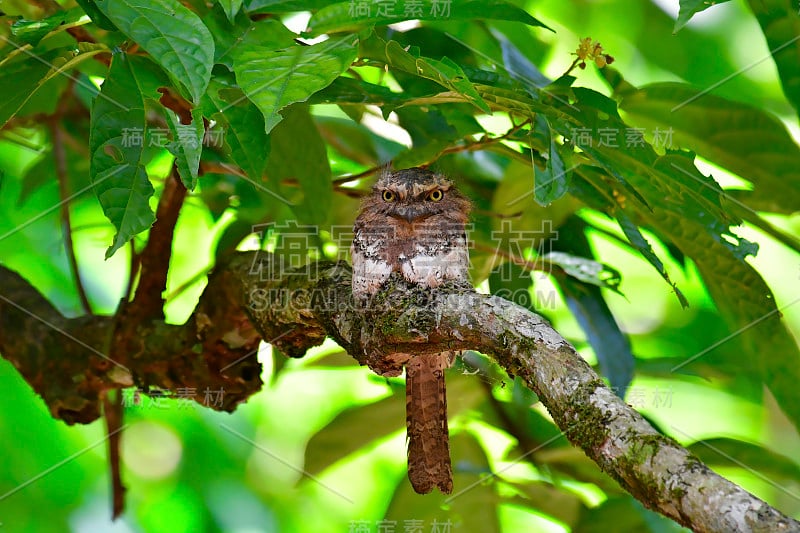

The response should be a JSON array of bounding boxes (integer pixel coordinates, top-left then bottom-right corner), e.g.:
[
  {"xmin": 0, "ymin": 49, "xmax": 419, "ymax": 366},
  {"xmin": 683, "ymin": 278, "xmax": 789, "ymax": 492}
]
[{"xmin": 0, "ymin": 251, "xmax": 797, "ymax": 532}]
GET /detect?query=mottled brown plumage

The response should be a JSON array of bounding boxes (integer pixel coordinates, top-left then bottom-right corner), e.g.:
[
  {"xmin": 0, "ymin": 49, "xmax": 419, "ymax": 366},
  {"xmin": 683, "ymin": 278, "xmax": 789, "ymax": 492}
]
[{"xmin": 351, "ymin": 167, "xmax": 471, "ymax": 494}]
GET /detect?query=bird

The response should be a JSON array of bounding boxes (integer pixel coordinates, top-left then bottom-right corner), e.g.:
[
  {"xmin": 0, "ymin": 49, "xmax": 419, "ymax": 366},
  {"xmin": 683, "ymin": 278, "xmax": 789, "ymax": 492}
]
[{"xmin": 350, "ymin": 167, "xmax": 471, "ymax": 494}]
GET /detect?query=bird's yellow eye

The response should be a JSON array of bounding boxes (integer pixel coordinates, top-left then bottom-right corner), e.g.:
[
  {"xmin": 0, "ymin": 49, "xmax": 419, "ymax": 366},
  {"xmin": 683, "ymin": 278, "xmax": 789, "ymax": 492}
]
[
  {"xmin": 382, "ymin": 190, "xmax": 396, "ymax": 202},
  {"xmin": 427, "ymin": 189, "xmax": 444, "ymax": 202}
]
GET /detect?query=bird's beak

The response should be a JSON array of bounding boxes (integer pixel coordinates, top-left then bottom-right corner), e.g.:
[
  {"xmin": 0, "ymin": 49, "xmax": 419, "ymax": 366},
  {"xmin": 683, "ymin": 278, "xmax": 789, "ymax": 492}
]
[{"xmin": 394, "ymin": 207, "xmax": 417, "ymax": 223}]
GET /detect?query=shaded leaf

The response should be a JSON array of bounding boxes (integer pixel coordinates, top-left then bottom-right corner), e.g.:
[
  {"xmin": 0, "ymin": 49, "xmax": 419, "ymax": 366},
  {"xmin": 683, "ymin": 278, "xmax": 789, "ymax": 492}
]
[
  {"xmin": 265, "ymin": 103, "xmax": 332, "ymax": 224},
  {"xmin": 165, "ymin": 106, "xmax": 204, "ymax": 189},
  {"xmin": 74, "ymin": 0, "xmax": 118, "ymax": 30},
  {"xmin": 217, "ymin": 0, "xmax": 243, "ymax": 22},
  {"xmin": 201, "ymin": 74, "xmax": 269, "ymax": 182},
  {"xmin": 503, "ymin": 481, "xmax": 585, "ymax": 526},
  {"xmin": 303, "ymin": 388, "xmax": 404, "ymax": 477},
  {"xmin": 233, "ymin": 36, "xmax": 357, "ymax": 135},
  {"xmin": 95, "ymin": 0, "xmax": 214, "ymax": 102},
  {"xmin": 89, "ymin": 54, "xmax": 165, "ymax": 257},
  {"xmin": 304, "ymin": 371, "xmax": 485, "ymax": 477},
  {"xmin": 552, "ymin": 217, "xmax": 633, "ymax": 396},
  {"xmin": 533, "ymin": 114, "xmax": 569, "ymax": 205},
  {"xmin": 576, "ymin": 496, "xmax": 687, "ymax": 532},
  {"xmin": 616, "ymin": 211, "xmax": 688, "ymax": 308}
]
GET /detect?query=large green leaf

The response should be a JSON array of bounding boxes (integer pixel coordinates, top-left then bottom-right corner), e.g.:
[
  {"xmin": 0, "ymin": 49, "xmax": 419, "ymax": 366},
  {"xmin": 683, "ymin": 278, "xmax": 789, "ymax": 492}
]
[
  {"xmin": 672, "ymin": 219, "xmax": 800, "ymax": 437},
  {"xmin": 0, "ymin": 44, "xmax": 107, "ymax": 129},
  {"xmin": 89, "ymin": 54, "xmax": 164, "ymax": 258},
  {"xmin": 615, "ymin": 82, "xmax": 800, "ymax": 215},
  {"xmin": 265, "ymin": 103, "xmax": 332, "ymax": 224},
  {"xmin": 95, "ymin": 0, "xmax": 214, "ymax": 102},
  {"xmin": 307, "ymin": 0, "xmax": 552, "ymax": 35},
  {"xmin": 232, "ymin": 35, "xmax": 357, "ymax": 135},
  {"xmin": 747, "ymin": 0, "xmax": 800, "ymax": 120}
]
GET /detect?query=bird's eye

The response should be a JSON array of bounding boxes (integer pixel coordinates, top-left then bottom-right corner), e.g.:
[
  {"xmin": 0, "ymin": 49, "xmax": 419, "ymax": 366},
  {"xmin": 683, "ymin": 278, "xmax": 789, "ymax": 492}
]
[
  {"xmin": 382, "ymin": 190, "xmax": 396, "ymax": 202},
  {"xmin": 427, "ymin": 189, "xmax": 444, "ymax": 202}
]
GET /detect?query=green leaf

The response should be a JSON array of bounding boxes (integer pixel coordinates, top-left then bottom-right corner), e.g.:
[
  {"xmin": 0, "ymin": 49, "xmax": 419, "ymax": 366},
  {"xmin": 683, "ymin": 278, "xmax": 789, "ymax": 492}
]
[
  {"xmin": 615, "ymin": 82, "xmax": 800, "ymax": 215},
  {"xmin": 94, "ymin": 0, "xmax": 214, "ymax": 102},
  {"xmin": 360, "ymin": 33, "xmax": 491, "ymax": 113},
  {"xmin": 265, "ymin": 103, "xmax": 332, "ymax": 224},
  {"xmin": 616, "ymin": 211, "xmax": 688, "ymax": 308},
  {"xmin": 201, "ymin": 75, "xmax": 269, "ymax": 182},
  {"xmin": 533, "ymin": 114, "xmax": 569, "ymax": 205},
  {"xmin": 309, "ymin": 76, "xmax": 411, "ymax": 109},
  {"xmin": 552, "ymin": 217, "xmax": 633, "ymax": 397},
  {"xmin": 545, "ymin": 252, "xmax": 622, "ymax": 294},
  {"xmin": 217, "ymin": 0, "xmax": 243, "ymax": 22},
  {"xmin": 74, "ymin": 0, "xmax": 118, "ymax": 31},
  {"xmin": 746, "ymin": 0, "xmax": 800, "ymax": 120},
  {"xmin": 304, "ymin": 372, "xmax": 484, "ymax": 477},
  {"xmin": 308, "ymin": 0, "xmax": 552, "ymax": 35},
  {"xmin": 233, "ymin": 35, "xmax": 357, "ymax": 135},
  {"xmin": 89, "ymin": 54, "xmax": 165, "ymax": 258},
  {"xmin": 576, "ymin": 496, "xmax": 685, "ymax": 533},
  {"xmin": 672, "ymin": 222, "xmax": 800, "ymax": 438},
  {"xmin": 165, "ymin": 106, "xmax": 204, "ymax": 189},
  {"xmin": 10, "ymin": 7, "xmax": 89, "ymax": 46},
  {"xmin": 0, "ymin": 44, "xmax": 107, "ymax": 129},
  {"xmin": 303, "ymin": 388, "xmax": 404, "ymax": 477},
  {"xmin": 686, "ymin": 438, "xmax": 800, "ymax": 482},
  {"xmin": 674, "ymin": 0, "xmax": 731, "ymax": 32},
  {"xmin": 203, "ymin": 9, "xmax": 295, "ymax": 70}
]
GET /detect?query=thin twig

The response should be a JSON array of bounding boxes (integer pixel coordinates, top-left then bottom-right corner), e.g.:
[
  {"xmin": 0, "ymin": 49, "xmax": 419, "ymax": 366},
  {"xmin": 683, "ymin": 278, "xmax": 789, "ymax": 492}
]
[{"xmin": 50, "ymin": 95, "xmax": 92, "ymax": 315}]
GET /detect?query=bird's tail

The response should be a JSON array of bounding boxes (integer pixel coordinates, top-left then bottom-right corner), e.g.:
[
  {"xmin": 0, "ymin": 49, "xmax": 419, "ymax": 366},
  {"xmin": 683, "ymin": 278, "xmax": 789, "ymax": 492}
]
[{"xmin": 405, "ymin": 352, "xmax": 453, "ymax": 494}]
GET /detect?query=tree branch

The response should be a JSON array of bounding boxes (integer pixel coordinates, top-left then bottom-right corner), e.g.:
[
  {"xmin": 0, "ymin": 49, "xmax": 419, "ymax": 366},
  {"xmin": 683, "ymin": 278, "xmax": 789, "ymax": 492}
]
[{"xmin": 0, "ymin": 251, "xmax": 797, "ymax": 532}]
